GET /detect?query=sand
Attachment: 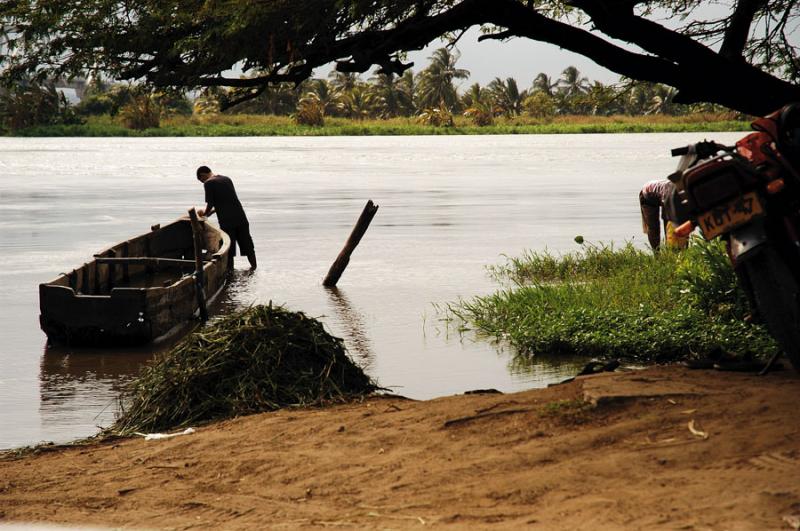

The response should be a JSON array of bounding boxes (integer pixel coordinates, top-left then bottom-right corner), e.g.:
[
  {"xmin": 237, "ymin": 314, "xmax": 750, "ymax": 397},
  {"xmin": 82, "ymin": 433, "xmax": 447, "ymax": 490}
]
[{"xmin": 1, "ymin": 365, "xmax": 799, "ymax": 530}]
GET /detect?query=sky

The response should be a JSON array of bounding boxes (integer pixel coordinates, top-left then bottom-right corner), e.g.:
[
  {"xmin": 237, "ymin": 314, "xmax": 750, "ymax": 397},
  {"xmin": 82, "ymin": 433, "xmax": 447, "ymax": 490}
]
[
  {"xmin": 316, "ymin": 27, "xmax": 621, "ymax": 91},
  {"xmin": 405, "ymin": 28, "xmax": 620, "ymax": 87}
]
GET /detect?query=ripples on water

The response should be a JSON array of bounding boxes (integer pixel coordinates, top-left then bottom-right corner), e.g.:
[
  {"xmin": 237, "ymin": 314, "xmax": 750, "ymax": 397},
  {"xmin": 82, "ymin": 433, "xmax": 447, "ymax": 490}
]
[{"xmin": 0, "ymin": 133, "xmax": 745, "ymax": 449}]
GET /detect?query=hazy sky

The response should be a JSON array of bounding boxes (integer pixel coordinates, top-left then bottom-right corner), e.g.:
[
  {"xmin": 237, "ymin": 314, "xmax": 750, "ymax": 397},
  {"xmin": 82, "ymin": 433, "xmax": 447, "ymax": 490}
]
[
  {"xmin": 405, "ymin": 28, "xmax": 621, "ymax": 88},
  {"xmin": 316, "ymin": 27, "xmax": 621, "ymax": 90}
]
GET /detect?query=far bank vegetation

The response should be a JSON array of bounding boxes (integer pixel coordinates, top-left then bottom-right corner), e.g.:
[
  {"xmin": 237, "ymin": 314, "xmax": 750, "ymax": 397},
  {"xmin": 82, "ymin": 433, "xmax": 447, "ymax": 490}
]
[{"xmin": 0, "ymin": 47, "xmax": 744, "ymax": 135}]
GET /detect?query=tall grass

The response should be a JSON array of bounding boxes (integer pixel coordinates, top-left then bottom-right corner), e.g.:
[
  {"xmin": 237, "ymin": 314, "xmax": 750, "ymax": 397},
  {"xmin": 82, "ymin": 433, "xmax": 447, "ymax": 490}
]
[
  {"xmin": 450, "ymin": 238, "xmax": 777, "ymax": 362},
  {"xmin": 8, "ymin": 113, "xmax": 751, "ymax": 137}
]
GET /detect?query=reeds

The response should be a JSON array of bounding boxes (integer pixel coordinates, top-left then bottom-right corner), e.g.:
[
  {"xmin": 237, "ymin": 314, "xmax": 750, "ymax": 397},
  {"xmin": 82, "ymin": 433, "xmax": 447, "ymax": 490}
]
[
  {"xmin": 449, "ymin": 238, "xmax": 778, "ymax": 362},
  {"xmin": 111, "ymin": 304, "xmax": 377, "ymax": 435}
]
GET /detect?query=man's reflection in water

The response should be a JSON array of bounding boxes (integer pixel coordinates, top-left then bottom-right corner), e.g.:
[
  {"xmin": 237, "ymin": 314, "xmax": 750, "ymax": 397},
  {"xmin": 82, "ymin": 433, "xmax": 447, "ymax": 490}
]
[{"xmin": 325, "ymin": 287, "xmax": 374, "ymax": 370}]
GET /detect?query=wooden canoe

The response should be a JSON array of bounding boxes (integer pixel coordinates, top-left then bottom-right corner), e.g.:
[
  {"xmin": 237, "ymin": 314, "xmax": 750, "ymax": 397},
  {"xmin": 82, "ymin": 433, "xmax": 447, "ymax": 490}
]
[{"xmin": 39, "ymin": 218, "xmax": 231, "ymax": 346}]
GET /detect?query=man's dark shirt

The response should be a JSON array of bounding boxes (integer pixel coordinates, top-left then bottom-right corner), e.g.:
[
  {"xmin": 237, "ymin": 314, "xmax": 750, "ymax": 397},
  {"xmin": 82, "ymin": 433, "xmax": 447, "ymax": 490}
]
[{"xmin": 204, "ymin": 175, "xmax": 248, "ymax": 229}]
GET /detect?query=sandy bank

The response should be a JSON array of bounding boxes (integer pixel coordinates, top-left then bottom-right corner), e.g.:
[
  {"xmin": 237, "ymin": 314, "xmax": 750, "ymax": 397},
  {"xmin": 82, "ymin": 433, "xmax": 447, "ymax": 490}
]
[{"xmin": 1, "ymin": 365, "xmax": 799, "ymax": 530}]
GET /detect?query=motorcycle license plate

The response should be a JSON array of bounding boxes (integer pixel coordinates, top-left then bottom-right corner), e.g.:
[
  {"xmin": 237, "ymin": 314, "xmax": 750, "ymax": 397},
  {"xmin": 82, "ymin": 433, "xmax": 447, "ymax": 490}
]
[{"xmin": 698, "ymin": 191, "xmax": 764, "ymax": 240}]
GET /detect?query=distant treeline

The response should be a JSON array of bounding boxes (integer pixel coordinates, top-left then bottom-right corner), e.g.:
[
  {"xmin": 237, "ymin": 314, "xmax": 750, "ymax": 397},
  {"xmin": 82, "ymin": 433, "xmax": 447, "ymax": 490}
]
[{"xmin": 1, "ymin": 47, "xmax": 738, "ymax": 132}]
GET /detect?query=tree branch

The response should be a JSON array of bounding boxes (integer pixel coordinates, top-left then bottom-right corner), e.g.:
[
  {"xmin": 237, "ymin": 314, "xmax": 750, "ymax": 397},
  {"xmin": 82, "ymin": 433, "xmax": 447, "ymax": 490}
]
[
  {"xmin": 478, "ymin": 30, "xmax": 515, "ymax": 42},
  {"xmin": 563, "ymin": 0, "xmax": 800, "ymax": 114},
  {"xmin": 485, "ymin": 0, "xmax": 683, "ymax": 86},
  {"xmin": 171, "ymin": 0, "xmax": 489, "ymax": 107},
  {"xmin": 720, "ymin": 0, "xmax": 768, "ymax": 61},
  {"xmin": 220, "ymin": 85, "xmax": 269, "ymax": 111}
]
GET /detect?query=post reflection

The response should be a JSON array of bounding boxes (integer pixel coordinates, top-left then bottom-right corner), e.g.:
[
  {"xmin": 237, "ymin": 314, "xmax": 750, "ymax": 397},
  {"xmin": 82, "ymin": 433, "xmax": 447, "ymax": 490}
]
[{"xmin": 324, "ymin": 287, "xmax": 375, "ymax": 370}]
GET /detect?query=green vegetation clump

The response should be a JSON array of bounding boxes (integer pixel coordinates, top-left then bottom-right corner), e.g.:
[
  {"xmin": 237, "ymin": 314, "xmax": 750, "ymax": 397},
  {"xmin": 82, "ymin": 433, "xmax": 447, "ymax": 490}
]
[
  {"xmin": 111, "ymin": 304, "xmax": 377, "ymax": 435},
  {"xmin": 119, "ymin": 92, "xmax": 162, "ymax": 130},
  {"xmin": 0, "ymin": 82, "xmax": 83, "ymax": 133},
  {"xmin": 293, "ymin": 92, "xmax": 325, "ymax": 126},
  {"xmin": 417, "ymin": 105, "xmax": 455, "ymax": 127},
  {"xmin": 449, "ymin": 238, "xmax": 777, "ymax": 362}
]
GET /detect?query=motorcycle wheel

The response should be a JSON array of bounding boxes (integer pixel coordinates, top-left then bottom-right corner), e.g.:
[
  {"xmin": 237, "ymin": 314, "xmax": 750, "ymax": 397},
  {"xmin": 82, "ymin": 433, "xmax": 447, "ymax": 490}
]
[{"xmin": 742, "ymin": 245, "xmax": 800, "ymax": 371}]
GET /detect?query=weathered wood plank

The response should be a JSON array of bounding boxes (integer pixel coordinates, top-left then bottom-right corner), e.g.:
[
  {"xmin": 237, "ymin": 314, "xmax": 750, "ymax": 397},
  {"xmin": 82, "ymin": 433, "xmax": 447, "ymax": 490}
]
[
  {"xmin": 93, "ymin": 257, "xmax": 203, "ymax": 267},
  {"xmin": 323, "ymin": 200, "xmax": 379, "ymax": 287},
  {"xmin": 188, "ymin": 209, "xmax": 209, "ymax": 322}
]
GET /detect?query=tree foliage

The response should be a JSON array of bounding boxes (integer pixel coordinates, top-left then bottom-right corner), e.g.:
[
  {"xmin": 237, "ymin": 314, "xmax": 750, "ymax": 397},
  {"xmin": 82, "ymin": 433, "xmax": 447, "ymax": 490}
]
[
  {"xmin": 488, "ymin": 77, "xmax": 526, "ymax": 117},
  {"xmin": 0, "ymin": 81, "xmax": 81, "ymax": 131},
  {"xmin": 416, "ymin": 48, "xmax": 470, "ymax": 110},
  {"xmin": 1, "ymin": 1, "xmax": 798, "ymax": 114}
]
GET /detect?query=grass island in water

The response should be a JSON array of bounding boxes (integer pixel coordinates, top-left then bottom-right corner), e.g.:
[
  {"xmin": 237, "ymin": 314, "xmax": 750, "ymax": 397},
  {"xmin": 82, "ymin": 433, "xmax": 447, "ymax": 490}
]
[{"xmin": 447, "ymin": 238, "xmax": 778, "ymax": 362}]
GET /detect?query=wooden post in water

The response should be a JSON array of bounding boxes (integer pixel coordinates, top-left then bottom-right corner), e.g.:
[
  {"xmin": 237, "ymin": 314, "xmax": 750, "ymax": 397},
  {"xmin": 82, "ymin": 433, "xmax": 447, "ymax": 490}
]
[
  {"xmin": 188, "ymin": 208, "xmax": 209, "ymax": 322},
  {"xmin": 323, "ymin": 200, "xmax": 379, "ymax": 287}
]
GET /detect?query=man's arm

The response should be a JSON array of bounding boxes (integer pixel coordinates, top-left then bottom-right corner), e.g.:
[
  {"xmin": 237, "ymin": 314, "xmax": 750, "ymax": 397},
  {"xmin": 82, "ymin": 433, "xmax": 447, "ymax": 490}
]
[
  {"xmin": 642, "ymin": 205, "xmax": 661, "ymax": 250},
  {"xmin": 199, "ymin": 180, "xmax": 216, "ymax": 218}
]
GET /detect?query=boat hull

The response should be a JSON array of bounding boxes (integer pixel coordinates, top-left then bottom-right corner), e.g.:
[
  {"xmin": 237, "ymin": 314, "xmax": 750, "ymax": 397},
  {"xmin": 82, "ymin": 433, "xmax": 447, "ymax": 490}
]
[{"xmin": 39, "ymin": 218, "xmax": 230, "ymax": 346}]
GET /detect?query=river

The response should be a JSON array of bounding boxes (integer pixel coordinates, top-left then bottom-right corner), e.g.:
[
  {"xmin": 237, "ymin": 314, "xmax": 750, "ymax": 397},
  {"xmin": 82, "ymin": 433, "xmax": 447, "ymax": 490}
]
[{"xmin": 0, "ymin": 132, "xmax": 744, "ymax": 449}]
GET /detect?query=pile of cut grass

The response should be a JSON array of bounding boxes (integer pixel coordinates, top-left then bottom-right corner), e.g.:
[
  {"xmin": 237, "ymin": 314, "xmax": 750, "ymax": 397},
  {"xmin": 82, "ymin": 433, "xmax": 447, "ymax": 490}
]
[
  {"xmin": 112, "ymin": 304, "xmax": 377, "ymax": 435},
  {"xmin": 449, "ymin": 238, "xmax": 778, "ymax": 362}
]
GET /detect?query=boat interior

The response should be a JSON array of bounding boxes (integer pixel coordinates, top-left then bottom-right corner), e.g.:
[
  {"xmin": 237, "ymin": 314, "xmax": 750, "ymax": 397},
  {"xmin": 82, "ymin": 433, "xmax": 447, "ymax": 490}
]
[{"xmin": 47, "ymin": 219, "xmax": 225, "ymax": 295}]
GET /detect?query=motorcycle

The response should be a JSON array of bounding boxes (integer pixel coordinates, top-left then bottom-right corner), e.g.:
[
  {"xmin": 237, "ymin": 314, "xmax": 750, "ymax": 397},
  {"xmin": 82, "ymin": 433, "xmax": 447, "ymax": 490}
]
[{"xmin": 667, "ymin": 104, "xmax": 800, "ymax": 372}]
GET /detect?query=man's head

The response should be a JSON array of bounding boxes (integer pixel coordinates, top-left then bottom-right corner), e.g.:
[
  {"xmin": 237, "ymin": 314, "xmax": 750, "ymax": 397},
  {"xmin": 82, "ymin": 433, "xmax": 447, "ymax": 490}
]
[{"xmin": 196, "ymin": 166, "xmax": 213, "ymax": 183}]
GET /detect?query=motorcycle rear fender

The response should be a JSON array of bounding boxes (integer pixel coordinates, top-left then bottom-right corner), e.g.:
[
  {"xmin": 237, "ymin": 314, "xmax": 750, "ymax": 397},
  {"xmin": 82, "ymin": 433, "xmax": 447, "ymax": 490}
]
[{"xmin": 729, "ymin": 221, "xmax": 769, "ymax": 261}]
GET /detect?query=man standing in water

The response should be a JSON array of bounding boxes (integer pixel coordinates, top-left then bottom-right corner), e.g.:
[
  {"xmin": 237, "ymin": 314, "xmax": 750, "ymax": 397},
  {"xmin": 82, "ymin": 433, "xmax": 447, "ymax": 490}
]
[{"xmin": 196, "ymin": 166, "xmax": 257, "ymax": 270}]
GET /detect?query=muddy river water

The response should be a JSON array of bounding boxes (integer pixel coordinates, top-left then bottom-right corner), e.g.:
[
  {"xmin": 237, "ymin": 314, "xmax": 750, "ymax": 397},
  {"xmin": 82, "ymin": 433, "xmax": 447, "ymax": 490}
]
[{"xmin": 0, "ymin": 132, "xmax": 744, "ymax": 449}]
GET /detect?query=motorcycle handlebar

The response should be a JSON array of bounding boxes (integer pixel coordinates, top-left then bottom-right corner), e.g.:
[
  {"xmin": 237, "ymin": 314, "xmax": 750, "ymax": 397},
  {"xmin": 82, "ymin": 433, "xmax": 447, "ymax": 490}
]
[{"xmin": 670, "ymin": 142, "xmax": 736, "ymax": 158}]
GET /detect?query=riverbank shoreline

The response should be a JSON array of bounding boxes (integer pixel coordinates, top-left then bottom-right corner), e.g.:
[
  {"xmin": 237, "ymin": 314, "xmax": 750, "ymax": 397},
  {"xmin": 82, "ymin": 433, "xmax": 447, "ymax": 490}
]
[
  {"xmin": 5, "ymin": 114, "xmax": 751, "ymax": 137},
  {"xmin": 2, "ymin": 364, "xmax": 798, "ymax": 529}
]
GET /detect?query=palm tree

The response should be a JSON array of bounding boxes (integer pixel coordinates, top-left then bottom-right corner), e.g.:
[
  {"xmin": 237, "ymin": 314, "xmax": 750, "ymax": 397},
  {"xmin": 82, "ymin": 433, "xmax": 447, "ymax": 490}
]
[
  {"xmin": 648, "ymin": 84, "xmax": 680, "ymax": 115},
  {"xmin": 487, "ymin": 77, "xmax": 526, "ymax": 116},
  {"xmin": 624, "ymin": 80, "xmax": 655, "ymax": 114},
  {"xmin": 327, "ymin": 72, "xmax": 363, "ymax": 117},
  {"xmin": 303, "ymin": 78, "xmax": 338, "ymax": 116},
  {"xmin": 558, "ymin": 66, "xmax": 590, "ymax": 97},
  {"xmin": 582, "ymin": 81, "xmax": 624, "ymax": 116},
  {"xmin": 368, "ymin": 71, "xmax": 413, "ymax": 118},
  {"xmin": 461, "ymin": 82, "xmax": 486, "ymax": 109},
  {"xmin": 415, "ymin": 47, "xmax": 470, "ymax": 111},
  {"xmin": 397, "ymin": 70, "xmax": 417, "ymax": 116},
  {"xmin": 462, "ymin": 83, "xmax": 494, "ymax": 126},
  {"xmin": 328, "ymin": 71, "xmax": 359, "ymax": 94},
  {"xmin": 531, "ymin": 72, "xmax": 557, "ymax": 96},
  {"xmin": 335, "ymin": 83, "xmax": 375, "ymax": 120}
]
